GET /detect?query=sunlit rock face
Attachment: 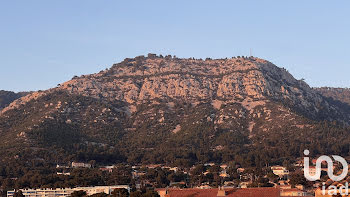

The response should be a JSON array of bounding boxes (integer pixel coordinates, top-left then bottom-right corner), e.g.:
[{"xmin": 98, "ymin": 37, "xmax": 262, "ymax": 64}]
[{"xmin": 2, "ymin": 55, "xmax": 349, "ymax": 125}]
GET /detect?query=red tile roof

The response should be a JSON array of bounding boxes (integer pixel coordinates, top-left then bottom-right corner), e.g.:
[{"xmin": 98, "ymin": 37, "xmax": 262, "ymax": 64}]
[{"xmin": 156, "ymin": 187, "xmax": 280, "ymax": 197}]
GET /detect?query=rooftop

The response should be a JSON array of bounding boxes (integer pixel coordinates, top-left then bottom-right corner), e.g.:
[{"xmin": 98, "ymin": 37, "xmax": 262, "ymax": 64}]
[{"xmin": 156, "ymin": 187, "xmax": 280, "ymax": 197}]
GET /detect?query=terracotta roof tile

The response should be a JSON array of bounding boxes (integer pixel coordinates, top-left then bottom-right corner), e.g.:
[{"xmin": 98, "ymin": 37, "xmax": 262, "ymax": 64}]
[{"xmin": 156, "ymin": 187, "xmax": 280, "ymax": 197}]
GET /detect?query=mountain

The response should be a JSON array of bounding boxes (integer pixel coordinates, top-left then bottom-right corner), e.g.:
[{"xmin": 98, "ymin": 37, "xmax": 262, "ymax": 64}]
[
  {"xmin": 315, "ymin": 87, "xmax": 350, "ymax": 105},
  {"xmin": 1, "ymin": 54, "xmax": 350, "ymax": 168},
  {"xmin": 0, "ymin": 90, "xmax": 29, "ymax": 110}
]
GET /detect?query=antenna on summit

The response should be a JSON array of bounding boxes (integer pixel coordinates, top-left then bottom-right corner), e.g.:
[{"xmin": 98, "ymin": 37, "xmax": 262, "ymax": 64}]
[{"xmin": 250, "ymin": 48, "xmax": 253, "ymax": 57}]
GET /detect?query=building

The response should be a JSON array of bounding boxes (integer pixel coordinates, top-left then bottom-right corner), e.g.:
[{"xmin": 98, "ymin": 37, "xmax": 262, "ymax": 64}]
[
  {"xmin": 162, "ymin": 166, "xmax": 179, "ymax": 173},
  {"xmin": 314, "ymin": 179, "xmax": 350, "ymax": 197},
  {"xmin": 56, "ymin": 172, "xmax": 70, "ymax": 176},
  {"xmin": 302, "ymin": 166, "xmax": 329, "ymax": 176},
  {"xmin": 236, "ymin": 168, "xmax": 245, "ymax": 173},
  {"xmin": 271, "ymin": 166, "xmax": 289, "ymax": 177},
  {"xmin": 156, "ymin": 187, "xmax": 281, "ymax": 197},
  {"xmin": 314, "ymin": 187, "xmax": 345, "ymax": 197},
  {"xmin": 311, "ymin": 159, "xmax": 328, "ymax": 166},
  {"xmin": 71, "ymin": 162, "xmax": 92, "ymax": 168},
  {"xmin": 99, "ymin": 166, "xmax": 114, "ymax": 173},
  {"xmin": 56, "ymin": 164, "xmax": 70, "ymax": 169},
  {"xmin": 295, "ymin": 185, "xmax": 304, "ymax": 191},
  {"xmin": 280, "ymin": 188, "xmax": 307, "ymax": 196},
  {"xmin": 204, "ymin": 163, "xmax": 216, "ymax": 167},
  {"xmin": 279, "ymin": 185, "xmax": 292, "ymax": 190},
  {"xmin": 219, "ymin": 170, "xmax": 229, "ymax": 178},
  {"xmin": 7, "ymin": 185, "xmax": 130, "ymax": 197},
  {"xmin": 238, "ymin": 181, "xmax": 251, "ymax": 188},
  {"xmin": 132, "ymin": 171, "xmax": 146, "ymax": 179},
  {"xmin": 169, "ymin": 182, "xmax": 186, "ymax": 188},
  {"xmin": 294, "ymin": 160, "xmax": 304, "ymax": 167}
]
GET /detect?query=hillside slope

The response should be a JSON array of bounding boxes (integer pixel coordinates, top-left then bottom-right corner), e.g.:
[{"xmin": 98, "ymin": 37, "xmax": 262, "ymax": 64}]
[
  {"xmin": 1, "ymin": 55, "xmax": 350, "ymax": 167},
  {"xmin": 315, "ymin": 87, "xmax": 350, "ymax": 105},
  {"xmin": 0, "ymin": 90, "xmax": 28, "ymax": 109}
]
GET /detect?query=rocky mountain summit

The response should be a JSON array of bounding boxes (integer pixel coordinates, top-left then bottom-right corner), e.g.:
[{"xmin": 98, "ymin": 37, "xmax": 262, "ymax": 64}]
[
  {"xmin": 1, "ymin": 54, "xmax": 350, "ymax": 166},
  {"xmin": 3, "ymin": 55, "xmax": 349, "ymax": 124}
]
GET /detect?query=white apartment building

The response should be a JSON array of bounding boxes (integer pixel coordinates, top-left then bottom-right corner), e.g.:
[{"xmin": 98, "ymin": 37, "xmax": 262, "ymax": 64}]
[
  {"xmin": 7, "ymin": 185, "xmax": 130, "ymax": 197},
  {"xmin": 71, "ymin": 162, "xmax": 92, "ymax": 168}
]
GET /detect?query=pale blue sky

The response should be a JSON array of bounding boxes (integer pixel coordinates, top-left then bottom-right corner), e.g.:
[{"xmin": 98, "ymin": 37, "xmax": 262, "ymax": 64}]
[{"xmin": 1, "ymin": 0, "xmax": 349, "ymax": 92}]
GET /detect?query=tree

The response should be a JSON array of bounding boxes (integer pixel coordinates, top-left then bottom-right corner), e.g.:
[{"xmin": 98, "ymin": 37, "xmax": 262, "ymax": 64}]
[
  {"xmin": 208, "ymin": 165, "xmax": 221, "ymax": 173},
  {"xmin": 89, "ymin": 193, "xmax": 108, "ymax": 197},
  {"xmin": 70, "ymin": 190, "xmax": 87, "ymax": 197},
  {"xmin": 111, "ymin": 188, "xmax": 129, "ymax": 197},
  {"xmin": 147, "ymin": 53, "xmax": 157, "ymax": 59},
  {"xmin": 130, "ymin": 191, "xmax": 142, "ymax": 197},
  {"xmin": 142, "ymin": 190, "xmax": 160, "ymax": 197},
  {"xmin": 89, "ymin": 160, "xmax": 96, "ymax": 168},
  {"xmin": 266, "ymin": 172, "xmax": 279, "ymax": 183},
  {"xmin": 191, "ymin": 164, "xmax": 204, "ymax": 176},
  {"xmin": 14, "ymin": 190, "xmax": 24, "ymax": 197},
  {"xmin": 289, "ymin": 172, "xmax": 306, "ymax": 186}
]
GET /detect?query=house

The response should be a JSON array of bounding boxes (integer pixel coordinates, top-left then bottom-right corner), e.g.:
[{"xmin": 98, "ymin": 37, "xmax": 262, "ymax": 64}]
[
  {"xmin": 295, "ymin": 184, "xmax": 304, "ymax": 191},
  {"xmin": 145, "ymin": 164, "xmax": 161, "ymax": 169},
  {"xmin": 99, "ymin": 168, "xmax": 113, "ymax": 173},
  {"xmin": 314, "ymin": 187, "xmax": 343, "ymax": 197},
  {"xmin": 238, "ymin": 181, "xmax": 251, "ymax": 188},
  {"xmin": 162, "ymin": 166, "xmax": 178, "ymax": 173},
  {"xmin": 271, "ymin": 166, "xmax": 289, "ymax": 177},
  {"xmin": 169, "ymin": 167, "xmax": 178, "ymax": 172},
  {"xmin": 71, "ymin": 162, "xmax": 92, "ymax": 168},
  {"xmin": 56, "ymin": 172, "xmax": 70, "ymax": 176},
  {"xmin": 219, "ymin": 170, "xmax": 229, "ymax": 178},
  {"xmin": 196, "ymin": 185, "xmax": 212, "ymax": 189},
  {"xmin": 56, "ymin": 164, "xmax": 70, "ymax": 169},
  {"xmin": 223, "ymin": 181, "xmax": 236, "ymax": 187},
  {"xmin": 99, "ymin": 165, "xmax": 114, "ymax": 172},
  {"xmin": 278, "ymin": 180, "xmax": 288, "ymax": 185},
  {"xmin": 204, "ymin": 163, "xmax": 216, "ymax": 167},
  {"xmin": 294, "ymin": 160, "xmax": 304, "ymax": 167},
  {"xmin": 302, "ymin": 166, "xmax": 329, "ymax": 176},
  {"xmin": 237, "ymin": 168, "xmax": 245, "ymax": 173},
  {"xmin": 280, "ymin": 188, "xmax": 307, "ymax": 196},
  {"xmin": 279, "ymin": 185, "xmax": 292, "ymax": 189},
  {"xmin": 311, "ymin": 159, "xmax": 328, "ymax": 166},
  {"xmin": 132, "ymin": 171, "xmax": 146, "ymax": 179},
  {"xmin": 314, "ymin": 178, "xmax": 350, "ymax": 197}
]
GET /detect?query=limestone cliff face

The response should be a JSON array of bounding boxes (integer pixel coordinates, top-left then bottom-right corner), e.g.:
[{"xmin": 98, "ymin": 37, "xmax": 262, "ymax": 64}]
[
  {"xmin": 58, "ymin": 57, "xmax": 310, "ymax": 105},
  {"xmin": 58, "ymin": 57, "xmax": 267, "ymax": 102},
  {"xmin": 1, "ymin": 55, "xmax": 349, "ymax": 124},
  {"xmin": 1, "ymin": 55, "xmax": 350, "ymax": 166},
  {"xmin": 54, "ymin": 56, "xmax": 350, "ymax": 124}
]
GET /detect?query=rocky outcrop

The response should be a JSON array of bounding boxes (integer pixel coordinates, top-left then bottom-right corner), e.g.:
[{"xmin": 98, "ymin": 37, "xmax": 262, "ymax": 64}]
[
  {"xmin": 3, "ymin": 55, "xmax": 348, "ymax": 125},
  {"xmin": 1, "ymin": 55, "xmax": 350, "ymax": 166}
]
